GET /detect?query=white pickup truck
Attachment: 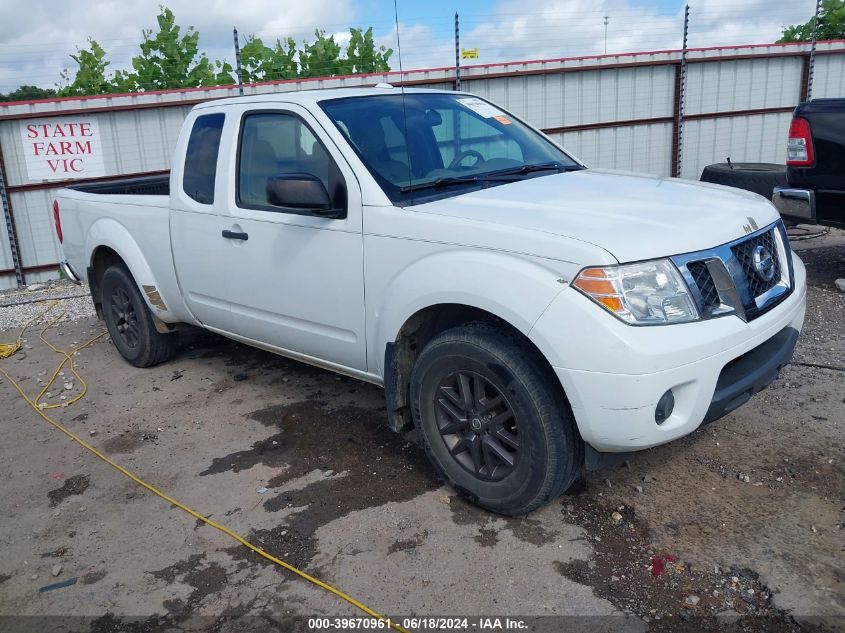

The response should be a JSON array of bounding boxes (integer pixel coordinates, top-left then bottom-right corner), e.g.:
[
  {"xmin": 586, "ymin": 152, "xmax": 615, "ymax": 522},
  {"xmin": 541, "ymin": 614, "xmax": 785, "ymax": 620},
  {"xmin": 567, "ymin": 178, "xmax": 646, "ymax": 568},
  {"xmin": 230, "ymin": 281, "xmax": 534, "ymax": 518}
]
[{"xmin": 56, "ymin": 87, "xmax": 806, "ymax": 515}]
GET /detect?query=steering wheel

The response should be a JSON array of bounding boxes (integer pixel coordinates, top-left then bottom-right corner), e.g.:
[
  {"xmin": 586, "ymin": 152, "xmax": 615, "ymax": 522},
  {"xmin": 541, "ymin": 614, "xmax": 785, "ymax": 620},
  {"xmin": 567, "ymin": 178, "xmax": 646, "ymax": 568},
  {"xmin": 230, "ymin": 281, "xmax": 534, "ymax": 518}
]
[{"xmin": 448, "ymin": 149, "xmax": 485, "ymax": 170}]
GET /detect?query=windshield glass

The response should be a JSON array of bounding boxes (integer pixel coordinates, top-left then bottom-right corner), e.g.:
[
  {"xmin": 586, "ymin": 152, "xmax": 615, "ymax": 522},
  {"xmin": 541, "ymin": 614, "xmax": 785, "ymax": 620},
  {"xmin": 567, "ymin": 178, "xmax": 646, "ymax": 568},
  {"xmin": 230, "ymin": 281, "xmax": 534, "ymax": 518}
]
[{"xmin": 319, "ymin": 92, "xmax": 580, "ymax": 204}]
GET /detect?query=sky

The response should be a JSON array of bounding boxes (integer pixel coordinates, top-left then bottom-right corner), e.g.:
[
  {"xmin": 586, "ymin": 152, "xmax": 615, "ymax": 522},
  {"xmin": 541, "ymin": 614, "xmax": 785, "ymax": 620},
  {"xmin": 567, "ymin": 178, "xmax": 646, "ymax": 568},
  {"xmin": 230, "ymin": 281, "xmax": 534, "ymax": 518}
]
[{"xmin": 0, "ymin": 0, "xmax": 817, "ymax": 93}]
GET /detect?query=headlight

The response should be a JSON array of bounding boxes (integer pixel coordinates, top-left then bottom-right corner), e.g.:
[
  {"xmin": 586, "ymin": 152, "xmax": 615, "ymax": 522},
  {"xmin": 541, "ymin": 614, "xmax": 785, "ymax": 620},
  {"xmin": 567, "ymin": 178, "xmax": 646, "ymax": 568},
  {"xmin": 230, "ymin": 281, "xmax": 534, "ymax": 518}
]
[{"xmin": 572, "ymin": 259, "xmax": 699, "ymax": 325}]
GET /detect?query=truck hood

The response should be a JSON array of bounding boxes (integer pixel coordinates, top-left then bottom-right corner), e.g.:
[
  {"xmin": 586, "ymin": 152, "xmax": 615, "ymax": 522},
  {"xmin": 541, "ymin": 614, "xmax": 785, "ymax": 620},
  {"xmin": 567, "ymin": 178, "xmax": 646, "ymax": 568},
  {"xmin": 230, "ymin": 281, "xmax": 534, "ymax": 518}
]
[{"xmin": 413, "ymin": 168, "xmax": 781, "ymax": 263}]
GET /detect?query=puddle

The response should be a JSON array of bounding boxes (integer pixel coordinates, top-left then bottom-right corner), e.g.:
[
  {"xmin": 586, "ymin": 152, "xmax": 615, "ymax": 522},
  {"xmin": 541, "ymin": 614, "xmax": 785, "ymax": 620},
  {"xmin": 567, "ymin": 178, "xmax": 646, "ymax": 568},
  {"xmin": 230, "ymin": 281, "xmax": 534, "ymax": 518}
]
[
  {"xmin": 48, "ymin": 474, "xmax": 89, "ymax": 507},
  {"xmin": 388, "ymin": 530, "xmax": 429, "ymax": 554},
  {"xmin": 448, "ymin": 495, "xmax": 560, "ymax": 546},
  {"xmin": 149, "ymin": 553, "xmax": 230, "ymax": 614},
  {"xmin": 101, "ymin": 429, "xmax": 157, "ymax": 454},
  {"xmin": 199, "ymin": 400, "xmax": 439, "ymax": 570},
  {"xmin": 475, "ymin": 527, "xmax": 499, "ymax": 547},
  {"xmin": 90, "ymin": 555, "xmax": 249, "ymax": 633}
]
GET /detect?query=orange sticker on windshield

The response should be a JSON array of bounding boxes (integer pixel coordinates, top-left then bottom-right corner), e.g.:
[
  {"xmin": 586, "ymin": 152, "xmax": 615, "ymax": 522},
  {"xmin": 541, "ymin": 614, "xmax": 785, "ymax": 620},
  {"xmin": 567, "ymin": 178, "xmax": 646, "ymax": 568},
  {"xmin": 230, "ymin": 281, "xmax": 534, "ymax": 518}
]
[{"xmin": 494, "ymin": 115, "xmax": 512, "ymax": 125}]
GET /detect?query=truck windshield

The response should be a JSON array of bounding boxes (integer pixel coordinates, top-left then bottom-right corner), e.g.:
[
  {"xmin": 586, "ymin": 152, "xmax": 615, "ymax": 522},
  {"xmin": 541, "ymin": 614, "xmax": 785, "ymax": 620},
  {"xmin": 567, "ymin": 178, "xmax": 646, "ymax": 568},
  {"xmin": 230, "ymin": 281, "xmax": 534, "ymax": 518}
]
[{"xmin": 319, "ymin": 93, "xmax": 581, "ymax": 205}]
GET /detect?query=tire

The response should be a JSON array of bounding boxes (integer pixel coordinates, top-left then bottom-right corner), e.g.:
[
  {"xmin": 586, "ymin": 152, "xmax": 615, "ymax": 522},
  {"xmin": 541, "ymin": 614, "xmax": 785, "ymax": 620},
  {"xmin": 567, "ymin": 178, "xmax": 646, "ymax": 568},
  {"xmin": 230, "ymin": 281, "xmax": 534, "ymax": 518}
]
[
  {"xmin": 699, "ymin": 162, "xmax": 787, "ymax": 200},
  {"xmin": 410, "ymin": 322, "xmax": 582, "ymax": 516},
  {"xmin": 101, "ymin": 263, "xmax": 178, "ymax": 368}
]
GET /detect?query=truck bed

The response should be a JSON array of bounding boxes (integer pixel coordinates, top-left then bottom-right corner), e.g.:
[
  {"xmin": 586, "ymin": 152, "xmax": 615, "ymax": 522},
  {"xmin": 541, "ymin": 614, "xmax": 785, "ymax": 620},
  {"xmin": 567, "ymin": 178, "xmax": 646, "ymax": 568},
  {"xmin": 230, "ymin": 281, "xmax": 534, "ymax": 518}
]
[
  {"xmin": 69, "ymin": 174, "xmax": 170, "ymax": 196},
  {"xmin": 56, "ymin": 175, "xmax": 186, "ymax": 322}
]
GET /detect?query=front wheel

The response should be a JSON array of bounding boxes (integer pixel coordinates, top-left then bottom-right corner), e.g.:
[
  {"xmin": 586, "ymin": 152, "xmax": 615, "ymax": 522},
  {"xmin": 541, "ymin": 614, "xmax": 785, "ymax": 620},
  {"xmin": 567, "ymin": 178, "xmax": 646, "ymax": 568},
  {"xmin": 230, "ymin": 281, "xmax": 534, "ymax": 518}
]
[
  {"xmin": 101, "ymin": 263, "xmax": 178, "ymax": 368},
  {"xmin": 410, "ymin": 323, "xmax": 582, "ymax": 515}
]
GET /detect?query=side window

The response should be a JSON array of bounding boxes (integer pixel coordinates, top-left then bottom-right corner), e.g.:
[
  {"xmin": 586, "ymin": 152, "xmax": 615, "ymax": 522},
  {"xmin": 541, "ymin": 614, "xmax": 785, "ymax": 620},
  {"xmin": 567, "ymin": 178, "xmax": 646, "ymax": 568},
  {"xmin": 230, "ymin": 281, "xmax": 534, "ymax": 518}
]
[
  {"xmin": 237, "ymin": 112, "xmax": 345, "ymax": 214},
  {"xmin": 183, "ymin": 113, "xmax": 224, "ymax": 204}
]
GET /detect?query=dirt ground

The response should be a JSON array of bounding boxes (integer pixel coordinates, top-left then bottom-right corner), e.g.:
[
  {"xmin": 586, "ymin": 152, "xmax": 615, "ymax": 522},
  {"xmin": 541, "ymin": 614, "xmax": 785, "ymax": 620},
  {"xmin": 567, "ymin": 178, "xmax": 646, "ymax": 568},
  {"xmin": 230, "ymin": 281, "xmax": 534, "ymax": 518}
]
[{"xmin": 0, "ymin": 232, "xmax": 842, "ymax": 633}]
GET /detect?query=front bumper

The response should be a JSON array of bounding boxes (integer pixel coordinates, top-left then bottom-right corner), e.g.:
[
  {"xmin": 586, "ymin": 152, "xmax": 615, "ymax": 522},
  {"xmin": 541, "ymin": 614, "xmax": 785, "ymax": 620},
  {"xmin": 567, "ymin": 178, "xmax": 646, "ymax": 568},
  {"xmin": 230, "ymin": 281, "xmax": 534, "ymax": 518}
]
[
  {"xmin": 530, "ymin": 256, "xmax": 806, "ymax": 452},
  {"xmin": 702, "ymin": 325, "xmax": 797, "ymax": 425},
  {"xmin": 772, "ymin": 187, "xmax": 816, "ymax": 222}
]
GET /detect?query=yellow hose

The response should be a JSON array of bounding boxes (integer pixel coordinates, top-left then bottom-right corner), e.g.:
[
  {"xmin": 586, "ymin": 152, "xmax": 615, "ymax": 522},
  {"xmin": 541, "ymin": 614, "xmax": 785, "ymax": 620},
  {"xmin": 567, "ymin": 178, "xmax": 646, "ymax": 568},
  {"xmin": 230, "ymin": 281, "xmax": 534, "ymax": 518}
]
[
  {"xmin": 0, "ymin": 340, "xmax": 21, "ymax": 359},
  {"xmin": 0, "ymin": 299, "xmax": 52, "ymax": 359},
  {"xmin": 0, "ymin": 301, "xmax": 408, "ymax": 633}
]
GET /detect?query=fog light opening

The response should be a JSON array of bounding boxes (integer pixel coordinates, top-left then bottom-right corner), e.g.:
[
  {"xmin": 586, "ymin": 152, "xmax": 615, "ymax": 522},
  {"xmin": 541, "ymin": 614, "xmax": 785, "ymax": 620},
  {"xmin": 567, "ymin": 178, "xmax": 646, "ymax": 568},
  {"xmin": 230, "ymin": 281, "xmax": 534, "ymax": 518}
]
[{"xmin": 655, "ymin": 390, "xmax": 675, "ymax": 425}]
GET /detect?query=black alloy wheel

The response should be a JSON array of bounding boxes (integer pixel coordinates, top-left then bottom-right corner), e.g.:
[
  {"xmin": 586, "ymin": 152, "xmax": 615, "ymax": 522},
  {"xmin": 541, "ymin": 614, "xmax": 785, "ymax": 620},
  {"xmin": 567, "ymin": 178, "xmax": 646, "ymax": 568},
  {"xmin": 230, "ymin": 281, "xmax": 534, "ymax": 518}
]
[
  {"xmin": 434, "ymin": 370, "xmax": 521, "ymax": 481},
  {"xmin": 100, "ymin": 263, "xmax": 178, "ymax": 368},
  {"xmin": 410, "ymin": 322, "xmax": 583, "ymax": 516},
  {"xmin": 109, "ymin": 286, "xmax": 141, "ymax": 349}
]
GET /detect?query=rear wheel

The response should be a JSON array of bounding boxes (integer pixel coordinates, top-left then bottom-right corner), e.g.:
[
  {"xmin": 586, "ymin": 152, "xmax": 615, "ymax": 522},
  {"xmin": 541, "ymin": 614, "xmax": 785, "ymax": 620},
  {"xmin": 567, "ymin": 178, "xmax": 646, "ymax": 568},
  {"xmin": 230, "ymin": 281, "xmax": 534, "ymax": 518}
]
[
  {"xmin": 101, "ymin": 264, "xmax": 178, "ymax": 368},
  {"xmin": 410, "ymin": 323, "xmax": 582, "ymax": 515}
]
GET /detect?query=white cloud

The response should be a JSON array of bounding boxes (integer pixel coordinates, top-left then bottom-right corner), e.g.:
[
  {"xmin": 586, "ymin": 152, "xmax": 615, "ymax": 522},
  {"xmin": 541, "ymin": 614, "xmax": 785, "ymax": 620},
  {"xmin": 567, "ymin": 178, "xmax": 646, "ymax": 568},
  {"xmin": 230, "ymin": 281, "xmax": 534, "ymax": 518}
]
[
  {"xmin": 388, "ymin": 0, "xmax": 814, "ymax": 71},
  {"xmin": 376, "ymin": 23, "xmax": 455, "ymax": 72}
]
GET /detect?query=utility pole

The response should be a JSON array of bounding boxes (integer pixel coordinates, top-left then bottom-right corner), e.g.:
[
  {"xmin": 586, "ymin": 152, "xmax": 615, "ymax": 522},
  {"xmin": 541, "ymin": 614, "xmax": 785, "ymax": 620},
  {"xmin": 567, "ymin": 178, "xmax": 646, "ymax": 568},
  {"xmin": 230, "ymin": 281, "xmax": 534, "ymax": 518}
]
[
  {"xmin": 0, "ymin": 144, "xmax": 24, "ymax": 287},
  {"xmin": 807, "ymin": 0, "xmax": 821, "ymax": 100},
  {"xmin": 674, "ymin": 5, "xmax": 690, "ymax": 178},
  {"xmin": 233, "ymin": 27, "xmax": 244, "ymax": 96},
  {"xmin": 603, "ymin": 16, "xmax": 609, "ymax": 55},
  {"xmin": 454, "ymin": 12, "xmax": 461, "ymax": 90}
]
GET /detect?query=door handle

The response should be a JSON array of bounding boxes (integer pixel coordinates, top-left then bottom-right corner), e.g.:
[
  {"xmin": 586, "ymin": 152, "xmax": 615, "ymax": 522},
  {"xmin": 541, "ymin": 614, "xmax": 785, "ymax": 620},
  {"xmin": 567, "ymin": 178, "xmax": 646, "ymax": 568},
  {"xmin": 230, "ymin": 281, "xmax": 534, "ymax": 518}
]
[{"xmin": 222, "ymin": 229, "xmax": 248, "ymax": 241}]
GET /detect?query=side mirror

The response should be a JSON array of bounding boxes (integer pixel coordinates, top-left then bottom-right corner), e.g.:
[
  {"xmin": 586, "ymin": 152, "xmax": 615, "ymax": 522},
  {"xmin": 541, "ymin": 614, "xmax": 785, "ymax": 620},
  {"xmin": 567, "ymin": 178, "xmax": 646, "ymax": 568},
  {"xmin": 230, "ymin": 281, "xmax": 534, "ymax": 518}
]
[{"xmin": 266, "ymin": 173, "xmax": 341, "ymax": 218}]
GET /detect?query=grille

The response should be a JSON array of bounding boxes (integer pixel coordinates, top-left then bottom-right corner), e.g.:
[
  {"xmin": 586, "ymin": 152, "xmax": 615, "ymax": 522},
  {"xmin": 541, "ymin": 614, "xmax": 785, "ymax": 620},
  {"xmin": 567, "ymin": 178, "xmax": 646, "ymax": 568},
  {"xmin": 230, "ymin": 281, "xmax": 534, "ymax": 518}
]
[
  {"xmin": 687, "ymin": 261, "xmax": 720, "ymax": 311},
  {"xmin": 731, "ymin": 229, "xmax": 781, "ymax": 299}
]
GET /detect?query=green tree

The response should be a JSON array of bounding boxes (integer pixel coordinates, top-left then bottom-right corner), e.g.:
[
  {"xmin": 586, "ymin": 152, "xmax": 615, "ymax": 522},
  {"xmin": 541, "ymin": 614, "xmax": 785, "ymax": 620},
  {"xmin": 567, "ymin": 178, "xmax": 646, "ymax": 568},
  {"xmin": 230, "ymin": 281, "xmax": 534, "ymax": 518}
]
[
  {"xmin": 298, "ymin": 30, "xmax": 345, "ymax": 78},
  {"xmin": 779, "ymin": 0, "xmax": 845, "ymax": 42},
  {"xmin": 0, "ymin": 85, "xmax": 57, "ymax": 102},
  {"xmin": 296, "ymin": 28, "xmax": 392, "ymax": 78},
  {"xmin": 53, "ymin": 7, "xmax": 391, "ymax": 97},
  {"xmin": 57, "ymin": 39, "xmax": 116, "ymax": 97},
  {"xmin": 116, "ymin": 6, "xmax": 234, "ymax": 91},
  {"xmin": 346, "ymin": 27, "xmax": 392, "ymax": 74},
  {"xmin": 238, "ymin": 36, "xmax": 298, "ymax": 83}
]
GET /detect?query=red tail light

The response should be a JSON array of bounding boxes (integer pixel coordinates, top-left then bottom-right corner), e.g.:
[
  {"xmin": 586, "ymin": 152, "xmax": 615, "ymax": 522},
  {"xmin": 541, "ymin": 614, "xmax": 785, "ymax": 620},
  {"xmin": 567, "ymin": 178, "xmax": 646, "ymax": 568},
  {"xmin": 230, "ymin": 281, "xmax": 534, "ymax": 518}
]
[
  {"xmin": 786, "ymin": 117, "xmax": 814, "ymax": 167},
  {"xmin": 52, "ymin": 200, "xmax": 63, "ymax": 243}
]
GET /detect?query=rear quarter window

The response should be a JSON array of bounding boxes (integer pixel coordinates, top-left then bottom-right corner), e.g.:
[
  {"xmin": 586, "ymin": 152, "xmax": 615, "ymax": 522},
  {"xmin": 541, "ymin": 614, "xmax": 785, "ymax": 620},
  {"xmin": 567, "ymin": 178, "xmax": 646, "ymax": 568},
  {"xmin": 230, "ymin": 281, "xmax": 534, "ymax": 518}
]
[{"xmin": 183, "ymin": 113, "xmax": 225, "ymax": 204}]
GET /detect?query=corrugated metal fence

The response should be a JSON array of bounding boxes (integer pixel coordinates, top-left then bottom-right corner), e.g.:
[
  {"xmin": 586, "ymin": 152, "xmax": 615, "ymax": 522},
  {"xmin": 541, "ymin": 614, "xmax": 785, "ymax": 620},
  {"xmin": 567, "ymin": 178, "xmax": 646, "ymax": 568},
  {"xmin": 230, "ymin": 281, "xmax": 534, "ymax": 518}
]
[{"xmin": 0, "ymin": 40, "xmax": 843, "ymax": 289}]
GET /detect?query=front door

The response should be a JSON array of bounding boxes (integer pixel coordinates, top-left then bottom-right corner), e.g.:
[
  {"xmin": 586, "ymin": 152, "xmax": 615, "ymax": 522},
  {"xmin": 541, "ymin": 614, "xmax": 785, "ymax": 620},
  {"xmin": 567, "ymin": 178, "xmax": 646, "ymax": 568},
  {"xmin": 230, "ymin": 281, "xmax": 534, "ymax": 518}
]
[
  {"xmin": 171, "ymin": 105, "xmax": 367, "ymax": 370},
  {"xmin": 211, "ymin": 105, "xmax": 367, "ymax": 371}
]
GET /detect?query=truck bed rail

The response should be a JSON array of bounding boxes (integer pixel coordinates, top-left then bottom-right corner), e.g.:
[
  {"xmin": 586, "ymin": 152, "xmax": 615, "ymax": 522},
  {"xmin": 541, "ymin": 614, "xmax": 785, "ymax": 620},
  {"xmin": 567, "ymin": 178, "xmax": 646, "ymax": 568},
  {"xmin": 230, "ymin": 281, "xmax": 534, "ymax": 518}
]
[{"xmin": 69, "ymin": 174, "xmax": 170, "ymax": 196}]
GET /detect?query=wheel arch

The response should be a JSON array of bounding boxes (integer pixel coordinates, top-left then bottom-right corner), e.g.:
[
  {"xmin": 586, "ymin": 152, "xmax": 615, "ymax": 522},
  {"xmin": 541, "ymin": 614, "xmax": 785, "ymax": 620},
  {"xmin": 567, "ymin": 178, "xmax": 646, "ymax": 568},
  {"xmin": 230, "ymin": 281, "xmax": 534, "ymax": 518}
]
[
  {"xmin": 85, "ymin": 218, "xmax": 173, "ymax": 325},
  {"xmin": 88, "ymin": 244, "xmax": 123, "ymax": 318},
  {"xmin": 371, "ymin": 248, "xmax": 574, "ymax": 373},
  {"xmin": 373, "ymin": 250, "xmax": 575, "ymax": 434},
  {"xmin": 383, "ymin": 302, "xmax": 572, "ymax": 435}
]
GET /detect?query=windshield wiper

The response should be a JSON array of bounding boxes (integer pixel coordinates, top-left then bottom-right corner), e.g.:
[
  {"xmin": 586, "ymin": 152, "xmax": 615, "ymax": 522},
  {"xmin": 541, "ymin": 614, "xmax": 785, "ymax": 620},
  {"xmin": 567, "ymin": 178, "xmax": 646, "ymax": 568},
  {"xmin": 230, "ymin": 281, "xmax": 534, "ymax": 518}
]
[
  {"xmin": 399, "ymin": 162, "xmax": 585, "ymax": 194},
  {"xmin": 400, "ymin": 175, "xmax": 480, "ymax": 194},
  {"xmin": 485, "ymin": 162, "xmax": 585, "ymax": 180}
]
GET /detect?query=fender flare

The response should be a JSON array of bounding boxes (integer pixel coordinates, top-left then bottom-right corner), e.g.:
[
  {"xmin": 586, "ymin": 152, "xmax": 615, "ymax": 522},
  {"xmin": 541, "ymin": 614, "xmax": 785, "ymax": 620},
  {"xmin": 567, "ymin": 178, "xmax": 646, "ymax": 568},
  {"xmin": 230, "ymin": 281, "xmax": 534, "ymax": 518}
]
[
  {"xmin": 86, "ymin": 218, "xmax": 174, "ymax": 321},
  {"xmin": 371, "ymin": 248, "xmax": 570, "ymax": 376}
]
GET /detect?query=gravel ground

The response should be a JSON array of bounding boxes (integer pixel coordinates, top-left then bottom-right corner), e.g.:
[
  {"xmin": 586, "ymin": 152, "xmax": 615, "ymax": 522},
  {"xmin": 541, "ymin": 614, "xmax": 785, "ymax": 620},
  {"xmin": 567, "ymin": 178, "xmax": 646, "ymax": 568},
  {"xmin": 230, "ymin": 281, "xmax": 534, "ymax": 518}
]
[{"xmin": 0, "ymin": 279, "xmax": 95, "ymax": 332}]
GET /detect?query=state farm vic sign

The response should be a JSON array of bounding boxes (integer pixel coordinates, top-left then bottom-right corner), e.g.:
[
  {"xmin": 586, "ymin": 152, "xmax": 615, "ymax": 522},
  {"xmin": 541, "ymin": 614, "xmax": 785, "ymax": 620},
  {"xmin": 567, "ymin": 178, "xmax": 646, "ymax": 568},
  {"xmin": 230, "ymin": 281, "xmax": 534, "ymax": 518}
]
[{"xmin": 19, "ymin": 116, "xmax": 106, "ymax": 181}]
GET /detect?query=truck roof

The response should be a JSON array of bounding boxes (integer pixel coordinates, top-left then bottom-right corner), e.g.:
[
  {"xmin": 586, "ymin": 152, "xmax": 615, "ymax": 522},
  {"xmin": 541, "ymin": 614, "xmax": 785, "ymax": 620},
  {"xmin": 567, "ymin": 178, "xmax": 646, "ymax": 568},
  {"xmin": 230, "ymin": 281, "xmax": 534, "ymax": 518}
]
[{"xmin": 193, "ymin": 86, "xmax": 455, "ymax": 111}]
